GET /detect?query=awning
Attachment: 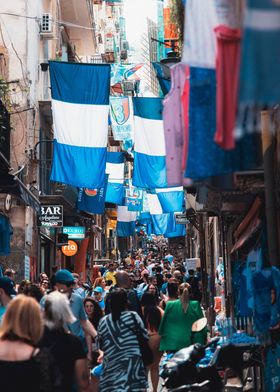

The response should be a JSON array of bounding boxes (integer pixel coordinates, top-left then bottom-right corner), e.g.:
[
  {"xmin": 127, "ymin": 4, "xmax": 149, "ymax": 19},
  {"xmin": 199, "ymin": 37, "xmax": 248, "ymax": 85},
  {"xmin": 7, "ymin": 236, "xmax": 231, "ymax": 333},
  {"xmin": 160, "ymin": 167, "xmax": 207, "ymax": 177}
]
[
  {"xmin": 231, "ymin": 197, "xmax": 262, "ymax": 254},
  {"xmin": 0, "ymin": 170, "xmax": 40, "ymax": 213},
  {"xmin": 0, "ymin": 152, "xmax": 40, "ymax": 213}
]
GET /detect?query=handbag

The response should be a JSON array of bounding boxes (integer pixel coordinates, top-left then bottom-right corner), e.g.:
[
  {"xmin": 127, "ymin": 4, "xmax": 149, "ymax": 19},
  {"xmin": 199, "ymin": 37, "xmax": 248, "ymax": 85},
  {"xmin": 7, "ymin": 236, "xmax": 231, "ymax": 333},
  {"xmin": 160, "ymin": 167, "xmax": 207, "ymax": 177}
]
[{"xmin": 130, "ymin": 313, "xmax": 154, "ymax": 367}]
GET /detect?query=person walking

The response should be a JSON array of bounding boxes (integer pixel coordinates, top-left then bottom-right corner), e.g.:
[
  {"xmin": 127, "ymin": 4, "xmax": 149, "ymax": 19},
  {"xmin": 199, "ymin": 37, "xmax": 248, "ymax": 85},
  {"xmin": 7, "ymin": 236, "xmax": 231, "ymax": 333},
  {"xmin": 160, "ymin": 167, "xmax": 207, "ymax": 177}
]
[
  {"xmin": 93, "ymin": 277, "xmax": 107, "ymax": 298},
  {"xmin": 97, "ymin": 288, "xmax": 149, "ymax": 392},
  {"xmin": 84, "ymin": 297, "xmax": 104, "ymax": 368},
  {"xmin": 160, "ymin": 281, "xmax": 179, "ymax": 310},
  {"xmin": 40, "ymin": 291, "xmax": 89, "ymax": 392},
  {"xmin": 0, "ymin": 295, "xmax": 61, "ymax": 392},
  {"xmin": 159, "ymin": 283, "xmax": 206, "ymax": 352},
  {"xmin": 41, "ymin": 269, "xmax": 97, "ymax": 365},
  {"xmin": 141, "ymin": 293, "xmax": 164, "ymax": 392},
  {"xmin": 84, "ymin": 297, "xmax": 104, "ymax": 329},
  {"xmin": 0, "ymin": 276, "xmax": 17, "ymax": 322}
]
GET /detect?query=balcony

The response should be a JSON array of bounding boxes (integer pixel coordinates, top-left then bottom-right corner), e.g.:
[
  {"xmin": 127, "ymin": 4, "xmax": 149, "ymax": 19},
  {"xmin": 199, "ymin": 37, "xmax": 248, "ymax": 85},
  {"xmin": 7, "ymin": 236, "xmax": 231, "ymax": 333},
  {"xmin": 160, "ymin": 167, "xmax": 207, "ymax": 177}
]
[{"xmin": 59, "ymin": 0, "xmax": 95, "ymax": 57}]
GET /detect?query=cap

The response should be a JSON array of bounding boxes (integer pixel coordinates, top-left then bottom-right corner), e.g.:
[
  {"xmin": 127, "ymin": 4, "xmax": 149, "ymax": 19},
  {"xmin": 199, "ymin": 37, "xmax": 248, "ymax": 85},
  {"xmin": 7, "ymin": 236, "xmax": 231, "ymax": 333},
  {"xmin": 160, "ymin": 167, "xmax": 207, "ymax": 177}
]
[
  {"xmin": 0, "ymin": 277, "xmax": 17, "ymax": 296},
  {"xmin": 55, "ymin": 269, "xmax": 75, "ymax": 284},
  {"xmin": 94, "ymin": 286, "xmax": 103, "ymax": 293}
]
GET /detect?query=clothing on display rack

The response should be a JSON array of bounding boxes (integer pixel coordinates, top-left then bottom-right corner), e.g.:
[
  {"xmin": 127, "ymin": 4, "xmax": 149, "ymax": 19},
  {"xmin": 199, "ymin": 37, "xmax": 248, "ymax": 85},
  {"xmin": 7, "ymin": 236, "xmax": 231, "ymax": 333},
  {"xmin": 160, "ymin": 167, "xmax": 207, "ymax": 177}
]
[
  {"xmin": 214, "ymin": 26, "xmax": 242, "ymax": 150},
  {"xmin": 239, "ymin": 0, "xmax": 280, "ymax": 105},
  {"xmin": 163, "ymin": 63, "xmax": 188, "ymax": 186},
  {"xmin": 182, "ymin": 0, "xmax": 218, "ymax": 69}
]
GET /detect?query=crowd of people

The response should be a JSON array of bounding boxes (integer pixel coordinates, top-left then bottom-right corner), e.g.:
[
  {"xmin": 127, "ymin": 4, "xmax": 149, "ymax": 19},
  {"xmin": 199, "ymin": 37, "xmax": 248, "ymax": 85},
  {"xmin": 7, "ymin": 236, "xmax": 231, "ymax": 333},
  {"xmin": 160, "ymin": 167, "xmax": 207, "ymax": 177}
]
[{"xmin": 0, "ymin": 248, "xmax": 206, "ymax": 392}]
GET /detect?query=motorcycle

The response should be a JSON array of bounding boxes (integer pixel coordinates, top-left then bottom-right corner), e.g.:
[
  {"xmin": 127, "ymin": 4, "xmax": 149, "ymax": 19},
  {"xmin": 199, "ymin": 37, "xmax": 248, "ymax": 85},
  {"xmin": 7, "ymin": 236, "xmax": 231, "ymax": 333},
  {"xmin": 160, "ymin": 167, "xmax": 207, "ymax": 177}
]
[{"xmin": 160, "ymin": 318, "xmax": 261, "ymax": 392}]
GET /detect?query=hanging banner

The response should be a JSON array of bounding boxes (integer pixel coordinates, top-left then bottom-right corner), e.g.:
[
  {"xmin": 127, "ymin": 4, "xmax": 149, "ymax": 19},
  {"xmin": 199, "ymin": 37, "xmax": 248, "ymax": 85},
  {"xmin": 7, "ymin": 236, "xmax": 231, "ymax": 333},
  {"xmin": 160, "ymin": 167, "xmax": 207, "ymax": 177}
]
[
  {"xmin": 110, "ymin": 96, "xmax": 134, "ymax": 142},
  {"xmin": 49, "ymin": 61, "xmax": 110, "ymax": 188},
  {"xmin": 116, "ymin": 206, "xmax": 137, "ymax": 237},
  {"xmin": 125, "ymin": 186, "xmax": 143, "ymax": 212},
  {"xmin": 77, "ymin": 176, "xmax": 108, "ymax": 214},
  {"xmin": 156, "ymin": 187, "xmax": 185, "ymax": 213},
  {"xmin": 111, "ymin": 63, "xmax": 143, "ymax": 85},
  {"xmin": 133, "ymin": 97, "xmax": 167, "ymax": 188},
  {"xmin": 105, "ymin": 152, "xmax": 125, "ymax": 205}
]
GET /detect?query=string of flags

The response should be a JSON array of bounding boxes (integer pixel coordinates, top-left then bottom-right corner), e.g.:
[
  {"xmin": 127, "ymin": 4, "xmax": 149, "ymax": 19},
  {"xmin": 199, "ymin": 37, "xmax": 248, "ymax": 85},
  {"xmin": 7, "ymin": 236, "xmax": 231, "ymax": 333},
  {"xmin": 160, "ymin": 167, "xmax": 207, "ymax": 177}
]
[{"xmin": 49, "ymin": 61, "xmax": 186, "ymax": 238}]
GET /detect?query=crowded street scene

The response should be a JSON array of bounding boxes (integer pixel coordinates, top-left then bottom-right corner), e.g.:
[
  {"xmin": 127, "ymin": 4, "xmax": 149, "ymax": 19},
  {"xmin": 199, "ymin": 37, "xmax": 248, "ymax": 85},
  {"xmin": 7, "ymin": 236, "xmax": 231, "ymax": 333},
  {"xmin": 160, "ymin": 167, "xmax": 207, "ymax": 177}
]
[{"xmin": 1, "ymin": 0, "xmax": 280, "ymax": 391}]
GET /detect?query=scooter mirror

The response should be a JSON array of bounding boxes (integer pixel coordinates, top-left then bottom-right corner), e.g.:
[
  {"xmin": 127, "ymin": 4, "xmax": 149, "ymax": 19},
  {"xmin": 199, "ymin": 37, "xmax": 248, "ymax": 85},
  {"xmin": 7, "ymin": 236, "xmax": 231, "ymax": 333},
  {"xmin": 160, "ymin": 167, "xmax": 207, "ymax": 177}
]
[{"xmin": 191, "ymin": 317, "xmax": 207, "ymax": 332}]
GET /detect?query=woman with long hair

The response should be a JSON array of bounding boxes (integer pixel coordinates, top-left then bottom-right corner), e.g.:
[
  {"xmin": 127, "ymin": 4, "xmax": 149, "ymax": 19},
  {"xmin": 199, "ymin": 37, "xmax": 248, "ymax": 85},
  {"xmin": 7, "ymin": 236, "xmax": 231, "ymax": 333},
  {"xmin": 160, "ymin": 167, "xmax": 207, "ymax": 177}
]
[
  {"xmin": 84, "ymin": 297, "xmax": 103, "ymax": 369},
  {"xmin": 159, "ymin": 283, "xmax": 206, "ymax": 352},
  {"xmin": 97, "ymin": 288, "xmax": 148, "ymax": 391},
  {"xmin": 141, "ymin": 293, "xmax": 164, "ymax": 392},
  {"xmin": 146, "ymin": 283, "xmax": 160, "ymax": 305},
  {"xmin": 84, "ymin": 297, "xmax": 104, "ymax": 329},
  {"xmin": 0, "ymin": 295, "xmax": 61, "ymax": 392},
  {"xmin": 39, "ymin": 291, "xmax": 89, "ymax": 392}
]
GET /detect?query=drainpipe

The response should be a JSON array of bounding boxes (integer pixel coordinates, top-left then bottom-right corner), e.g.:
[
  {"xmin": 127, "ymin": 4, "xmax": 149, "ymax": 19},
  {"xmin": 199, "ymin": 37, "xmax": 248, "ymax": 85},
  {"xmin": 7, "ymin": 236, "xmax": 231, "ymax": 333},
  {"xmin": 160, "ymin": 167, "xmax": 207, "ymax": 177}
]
[{"xmin": 261, "ymin": 110, "xmax": 280, "ymax": 267}]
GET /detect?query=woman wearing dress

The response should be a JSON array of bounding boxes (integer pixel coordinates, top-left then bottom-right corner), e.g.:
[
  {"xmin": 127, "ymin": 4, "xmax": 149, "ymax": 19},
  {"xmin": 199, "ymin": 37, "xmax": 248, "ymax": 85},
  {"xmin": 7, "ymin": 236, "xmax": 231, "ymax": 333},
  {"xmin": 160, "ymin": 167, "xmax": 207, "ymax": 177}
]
[
  {"xmin": 159, "ymin": 283, "xmax": 207, "ymax": 352},
  {"xmin": 97, "ymin": 288, "xmax": 149, "ymax": 392}
]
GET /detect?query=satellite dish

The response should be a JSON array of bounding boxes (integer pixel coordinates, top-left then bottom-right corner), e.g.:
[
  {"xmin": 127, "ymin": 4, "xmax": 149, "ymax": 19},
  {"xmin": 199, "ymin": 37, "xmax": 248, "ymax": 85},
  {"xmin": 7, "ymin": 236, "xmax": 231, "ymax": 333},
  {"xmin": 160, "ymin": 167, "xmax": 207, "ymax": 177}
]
[{"xmin": 4, "ymin": 194, "xmax": 12, "ymax": 212}]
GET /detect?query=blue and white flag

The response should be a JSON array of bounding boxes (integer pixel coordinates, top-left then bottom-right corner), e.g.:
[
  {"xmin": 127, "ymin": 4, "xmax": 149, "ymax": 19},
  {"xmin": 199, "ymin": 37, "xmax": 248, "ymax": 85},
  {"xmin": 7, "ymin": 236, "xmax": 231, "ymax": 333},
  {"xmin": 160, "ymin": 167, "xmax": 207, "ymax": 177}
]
[
  {"xmin": 146, "ymin": 193, "xmax": 186, "ymax": 237},
  {"xmin": 116, "ymin": 206, "xmax": 137, "ymax": 237},
  {"xmin": 133, "ymin": 98, "xmax": 167, "ymax": 188},
  {"xmin": 49, "ymin": 61, "xmax": 110, "ymax": 188},
  {"xmin": 77, "ymin": 180, "xmax": 108, "ymax": 215},
  {"xmin": 165, "ymin": 220, "xmax": 187, "ymax": 238},
  {"xmin": 146, "ymin": 193, "xmax": 175, "ymax": 236},
  {"xmin": 156, "ymin": 187, "xmax": 185, "ymax": 213},
  {"xmin": 105, "ymin": 152, "xmax": 124, "ymax": 205}
]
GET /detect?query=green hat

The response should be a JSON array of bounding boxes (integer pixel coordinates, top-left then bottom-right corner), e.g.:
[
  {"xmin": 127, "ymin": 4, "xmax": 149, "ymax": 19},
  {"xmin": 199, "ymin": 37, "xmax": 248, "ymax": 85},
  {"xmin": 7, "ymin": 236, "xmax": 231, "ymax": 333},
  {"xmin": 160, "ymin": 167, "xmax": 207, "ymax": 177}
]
[{"xmin": 55, "ymin": 269, "xmax": 75, "ymax": 284}]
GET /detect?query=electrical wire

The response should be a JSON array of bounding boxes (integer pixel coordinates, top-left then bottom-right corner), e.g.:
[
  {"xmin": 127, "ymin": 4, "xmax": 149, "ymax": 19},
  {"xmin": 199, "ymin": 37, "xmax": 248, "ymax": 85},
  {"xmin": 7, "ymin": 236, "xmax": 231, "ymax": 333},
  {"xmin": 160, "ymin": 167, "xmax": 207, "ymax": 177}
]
[{"xmin": 0, "ymin": 11, "xmax": 99, "ymax": 31}]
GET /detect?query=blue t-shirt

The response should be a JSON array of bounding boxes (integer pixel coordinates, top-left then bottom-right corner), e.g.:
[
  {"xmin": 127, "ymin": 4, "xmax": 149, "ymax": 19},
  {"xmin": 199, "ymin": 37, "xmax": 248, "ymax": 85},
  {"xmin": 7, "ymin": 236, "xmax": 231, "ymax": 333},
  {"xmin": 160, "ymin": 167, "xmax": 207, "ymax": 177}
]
[
  {"xmin": 0, "ymin": 305, "xmax": 6, "ymax": 323},
  {"xmin": 74, "ymin": 287, "xmax": 86, "ymax": 298},
  {"xmin": 97, "ymin": 299, "xmax": 105, "ymax": 310},
  {"xmin": 68, "ymin": 293, "xmax": 88, "ymax": 338}
]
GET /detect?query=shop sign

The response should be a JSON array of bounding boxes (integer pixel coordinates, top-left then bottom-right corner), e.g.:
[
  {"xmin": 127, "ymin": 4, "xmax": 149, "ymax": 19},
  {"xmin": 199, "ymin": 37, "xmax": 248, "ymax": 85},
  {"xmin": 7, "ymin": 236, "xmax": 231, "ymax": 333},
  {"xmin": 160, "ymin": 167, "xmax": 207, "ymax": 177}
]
[
  {"xmin": 184, "ymin": 258, "xmax": 200, "ymax": 272},
  {"xmin": 24, "ymin": 255, "xmax": 30, "ymax": 280},
  {"xmin": 175, "ymin": 213, "xmax": 189, "ymax": 225},
  {"xmin": 61, "ymin": 240, "xmax": 78, "ymax": 257},
  {"xmin": 39, "ymin": 205, "xmax": 63, "ymax": 227},
  {"xmin": 62, "ymin": 226, "xmax": 85, "ymax": 240}
]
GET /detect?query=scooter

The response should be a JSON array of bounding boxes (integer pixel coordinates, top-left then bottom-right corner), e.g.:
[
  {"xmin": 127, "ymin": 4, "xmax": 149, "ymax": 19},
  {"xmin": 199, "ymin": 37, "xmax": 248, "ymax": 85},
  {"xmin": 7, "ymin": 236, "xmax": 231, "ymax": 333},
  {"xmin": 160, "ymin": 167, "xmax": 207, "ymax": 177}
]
[
  {"xmin": 161, "ymin": 318, "xmax": 260, "ymax": 392},
  {"xmin": 161, "ymin": 335, "xmax": 223, "ymax": 392}
]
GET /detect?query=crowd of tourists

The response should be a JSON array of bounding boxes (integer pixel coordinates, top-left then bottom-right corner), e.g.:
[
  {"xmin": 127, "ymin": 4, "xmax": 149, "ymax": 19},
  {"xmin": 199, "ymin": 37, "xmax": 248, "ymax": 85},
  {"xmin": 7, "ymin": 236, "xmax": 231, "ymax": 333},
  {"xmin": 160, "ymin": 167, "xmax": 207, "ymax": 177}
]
[{"xmin": 0, "ymin": 248, "xmax": 205, "ymax": 392}]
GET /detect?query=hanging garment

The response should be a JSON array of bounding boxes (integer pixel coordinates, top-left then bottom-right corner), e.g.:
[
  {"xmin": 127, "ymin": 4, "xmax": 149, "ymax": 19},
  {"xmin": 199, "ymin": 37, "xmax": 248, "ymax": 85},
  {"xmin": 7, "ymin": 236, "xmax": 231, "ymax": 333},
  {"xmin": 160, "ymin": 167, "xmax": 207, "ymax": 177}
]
[
  {"xmin": 215, "ymin": 0, "xmax": 244, "ymax": 29},
  {"xmin": 239, "ymin": 0, "xmax": 280, "ymax": 105},
  {"xmin": 214, "ymin": 26, "xmax": 242, "ymax": 150},
  {"xmin": 182, "ymin": 0, "xmax": 218, "ymax": 69},
  {"xmin": 163, "ymin": 63, "xmax": 188, "ymax": 186},
  {"xmin": 181, "ymin": 67, "xmax": 190, "ymax": 171},
  {"xmin": 185, "ymin": 67, "xmax": 234, "ymax": 179},
  {"xmin": 252, "ymin": 269, "xmax": 274, "ymax": 334},
  {"xmin": 264, "ymin": 345, "xmax": 280, "ymax": 392},
  {"xmin": 0, "ymin": 215, "xmax": 13, "ymax": 256}
]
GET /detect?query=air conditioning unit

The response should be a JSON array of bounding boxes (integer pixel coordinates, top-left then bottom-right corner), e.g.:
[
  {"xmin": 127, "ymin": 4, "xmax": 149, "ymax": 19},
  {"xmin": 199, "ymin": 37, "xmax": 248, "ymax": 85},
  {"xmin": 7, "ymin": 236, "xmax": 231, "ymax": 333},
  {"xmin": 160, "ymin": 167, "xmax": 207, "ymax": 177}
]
[{"xmin": 40, "ymin": 13, "xmax": 53, "ymax": 36}]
